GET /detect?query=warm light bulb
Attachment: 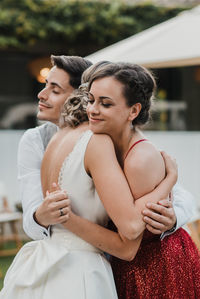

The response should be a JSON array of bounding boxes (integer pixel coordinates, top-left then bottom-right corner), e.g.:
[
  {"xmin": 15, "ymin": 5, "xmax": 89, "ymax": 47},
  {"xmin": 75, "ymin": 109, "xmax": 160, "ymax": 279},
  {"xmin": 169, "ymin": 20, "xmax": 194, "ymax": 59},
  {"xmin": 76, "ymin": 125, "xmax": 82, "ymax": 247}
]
[
  {"xmin": 37, "ymin": 74, "xmax": 46, "ymax": 83},
  {"xmin": 40, "ymin": 67, "xmax": 50, "ymax": 78}
]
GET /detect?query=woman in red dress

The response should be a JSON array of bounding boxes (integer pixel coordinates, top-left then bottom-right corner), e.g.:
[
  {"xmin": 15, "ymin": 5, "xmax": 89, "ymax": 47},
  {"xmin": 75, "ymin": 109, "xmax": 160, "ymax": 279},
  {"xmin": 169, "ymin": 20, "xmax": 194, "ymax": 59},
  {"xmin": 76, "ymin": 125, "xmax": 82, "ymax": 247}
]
[{"xmin": 60, "ymin": 62, "xmax": 200, "ymax": 298}]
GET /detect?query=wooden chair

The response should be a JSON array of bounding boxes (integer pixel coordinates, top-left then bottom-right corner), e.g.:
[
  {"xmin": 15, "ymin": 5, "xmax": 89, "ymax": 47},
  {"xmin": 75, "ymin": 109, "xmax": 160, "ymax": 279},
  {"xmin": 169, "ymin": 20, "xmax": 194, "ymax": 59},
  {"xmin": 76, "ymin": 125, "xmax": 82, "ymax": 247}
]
[
  {"xmin": 0, "ymin": 197, "xmax": 23, "ymax": 256},
  {"xmin": 187, "ymin": 219, "xmax": 200, "ymax": 251}
]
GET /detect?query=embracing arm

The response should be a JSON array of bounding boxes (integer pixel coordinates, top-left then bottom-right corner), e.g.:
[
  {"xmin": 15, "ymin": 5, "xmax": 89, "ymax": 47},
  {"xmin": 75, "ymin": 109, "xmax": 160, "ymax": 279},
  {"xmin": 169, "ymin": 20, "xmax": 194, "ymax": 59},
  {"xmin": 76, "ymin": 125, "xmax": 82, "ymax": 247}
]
[
  {"xmin": 173, "ymin": 183, "xmax": 197, "ymax": 228},
  {"xmin": 18, "ymin": 128, "xmax": 50, "ymax": 240},
  {"xmin": 160, "ymin": 183, "xmax": 197, "ymax": 238},
  {"xmin": 85, "ymin": 135, "xmax": 177, "ymax": 240},
  {"xmin": 61, "ymin": 136, "xmax": 176, "ymax": 258},
  {"xmin": 64, "ymin": 212, "xmax": 143, "ymax": 261},
  {"xmin": 59, "ymin": 134, "xmax": 176, "ymax": 259},
  {"xmin": 19, "ymin": 126, "xmax": 68, "ymax": 240}
]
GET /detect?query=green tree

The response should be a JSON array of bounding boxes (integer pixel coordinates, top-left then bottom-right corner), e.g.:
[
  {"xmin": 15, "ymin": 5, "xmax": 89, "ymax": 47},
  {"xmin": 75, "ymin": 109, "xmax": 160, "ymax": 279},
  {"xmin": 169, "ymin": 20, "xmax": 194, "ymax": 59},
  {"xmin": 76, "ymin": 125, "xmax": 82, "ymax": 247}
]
[{"xmin": 0, "ymin": 0, "xmax": 186, "ymax": 55}]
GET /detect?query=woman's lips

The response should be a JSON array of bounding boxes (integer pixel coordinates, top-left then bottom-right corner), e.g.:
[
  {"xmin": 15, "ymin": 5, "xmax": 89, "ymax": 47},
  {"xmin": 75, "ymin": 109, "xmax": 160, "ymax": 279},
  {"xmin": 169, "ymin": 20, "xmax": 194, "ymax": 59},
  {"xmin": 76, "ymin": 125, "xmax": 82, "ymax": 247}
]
[{"xmin": 89, "ymin": 117, "xmax": 103, "ymax": 123}]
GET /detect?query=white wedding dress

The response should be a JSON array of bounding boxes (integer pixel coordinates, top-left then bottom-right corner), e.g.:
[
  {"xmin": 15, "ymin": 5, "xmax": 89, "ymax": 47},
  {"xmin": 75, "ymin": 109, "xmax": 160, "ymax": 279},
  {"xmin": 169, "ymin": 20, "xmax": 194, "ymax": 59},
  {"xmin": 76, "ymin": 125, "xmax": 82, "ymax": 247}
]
[{"xmin": 0, "ymin": 130, "xmax": 118, "ymax": 299}]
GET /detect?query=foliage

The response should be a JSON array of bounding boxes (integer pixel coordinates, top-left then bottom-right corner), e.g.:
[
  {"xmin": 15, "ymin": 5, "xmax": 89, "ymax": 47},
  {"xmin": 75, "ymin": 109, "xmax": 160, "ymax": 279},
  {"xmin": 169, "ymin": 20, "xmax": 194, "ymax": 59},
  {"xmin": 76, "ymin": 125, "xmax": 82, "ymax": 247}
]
[
  {"xmin": 0, "ymin": 255, "xmax": 15, "ymax": 290},
  {"xmin": 0, "ymin": 0, "xmax": 186, "ymax": 55}
]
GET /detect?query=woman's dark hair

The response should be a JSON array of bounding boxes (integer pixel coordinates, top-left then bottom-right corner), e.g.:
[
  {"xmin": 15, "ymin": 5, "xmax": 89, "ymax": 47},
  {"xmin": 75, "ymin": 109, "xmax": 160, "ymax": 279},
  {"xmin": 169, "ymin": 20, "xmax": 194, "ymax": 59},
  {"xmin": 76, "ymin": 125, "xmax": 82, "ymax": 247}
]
[
  {"xmin": 88, "ymin": 62, "xmax": 156, "ymax": 126},
  {"xmin": 51, "ymin": 55, "xmax": 92, "ymax": 89},
  {"xmin": 81, "ymin": 60, "xmax": 111, "ymax": 85}
]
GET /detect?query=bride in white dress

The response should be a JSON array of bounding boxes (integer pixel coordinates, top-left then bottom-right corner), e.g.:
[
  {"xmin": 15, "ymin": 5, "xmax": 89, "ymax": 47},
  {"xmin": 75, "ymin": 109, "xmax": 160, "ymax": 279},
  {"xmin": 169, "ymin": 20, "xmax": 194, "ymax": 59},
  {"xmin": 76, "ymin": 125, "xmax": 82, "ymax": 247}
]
[{"xmin": 0, "ymin": 89, "xmax": 118, "ymax": 299}]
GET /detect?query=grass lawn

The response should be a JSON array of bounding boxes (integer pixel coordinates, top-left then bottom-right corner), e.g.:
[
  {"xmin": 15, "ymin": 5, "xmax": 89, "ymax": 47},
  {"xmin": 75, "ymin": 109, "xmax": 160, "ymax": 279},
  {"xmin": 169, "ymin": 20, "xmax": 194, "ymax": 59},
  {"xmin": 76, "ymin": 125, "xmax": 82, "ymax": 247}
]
[
  {"xmin": 0, "ymin": 255, "xmax": 15, "ymax": 290},
  {"xmin": 0, "ymin": 240, "xmax": 28, "ymax": 290}
]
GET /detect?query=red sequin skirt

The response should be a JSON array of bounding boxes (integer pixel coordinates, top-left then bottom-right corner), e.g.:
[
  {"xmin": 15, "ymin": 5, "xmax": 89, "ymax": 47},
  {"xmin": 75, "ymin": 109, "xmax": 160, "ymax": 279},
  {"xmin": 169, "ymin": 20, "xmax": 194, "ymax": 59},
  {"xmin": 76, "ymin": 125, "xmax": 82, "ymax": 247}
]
[{"xmin": 111, "ymin": 228, "xmax": 200, "ymax": 299}]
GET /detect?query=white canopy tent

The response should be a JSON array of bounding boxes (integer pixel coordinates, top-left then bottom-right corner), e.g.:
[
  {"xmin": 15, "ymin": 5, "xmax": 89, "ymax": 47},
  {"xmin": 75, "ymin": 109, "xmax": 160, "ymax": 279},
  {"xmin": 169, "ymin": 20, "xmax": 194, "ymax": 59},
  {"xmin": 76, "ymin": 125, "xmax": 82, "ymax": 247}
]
[{"xmin": 87, "ymin": 5, "xmax": 200, "ymax": 68}]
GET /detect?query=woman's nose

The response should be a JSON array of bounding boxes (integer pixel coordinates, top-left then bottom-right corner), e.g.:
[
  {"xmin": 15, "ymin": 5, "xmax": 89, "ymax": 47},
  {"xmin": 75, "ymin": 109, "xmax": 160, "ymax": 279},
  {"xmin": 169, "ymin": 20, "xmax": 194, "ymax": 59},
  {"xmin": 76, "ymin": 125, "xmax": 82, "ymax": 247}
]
[{"xmin": 88, "ymin": 102, "xmax": 99, "ymax": 115}]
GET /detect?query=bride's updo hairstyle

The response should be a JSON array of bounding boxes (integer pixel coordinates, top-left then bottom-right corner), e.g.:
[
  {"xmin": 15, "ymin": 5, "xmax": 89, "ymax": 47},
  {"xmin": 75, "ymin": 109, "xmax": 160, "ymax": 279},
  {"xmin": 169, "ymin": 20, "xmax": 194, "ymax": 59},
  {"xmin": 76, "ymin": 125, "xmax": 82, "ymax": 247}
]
[
  {"xmin": 88, "ymin": 62, "xmax": 156, "ymax": 127},
  {"xmin": 59, "ymin": 61, "xmax": 112, "ymax": 128},
  {"xmin": 59, "ymin": 87, "xmax": 88, "ymax": 128}
]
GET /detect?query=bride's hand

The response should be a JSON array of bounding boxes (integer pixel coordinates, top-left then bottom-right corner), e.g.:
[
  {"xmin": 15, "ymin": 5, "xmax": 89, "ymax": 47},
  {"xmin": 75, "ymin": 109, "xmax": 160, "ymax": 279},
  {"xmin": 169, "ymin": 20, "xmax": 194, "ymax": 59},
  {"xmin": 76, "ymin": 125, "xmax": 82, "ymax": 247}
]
[{"xmin": 160, "ymin": 151, "xmax": 178, "ymax": 183}]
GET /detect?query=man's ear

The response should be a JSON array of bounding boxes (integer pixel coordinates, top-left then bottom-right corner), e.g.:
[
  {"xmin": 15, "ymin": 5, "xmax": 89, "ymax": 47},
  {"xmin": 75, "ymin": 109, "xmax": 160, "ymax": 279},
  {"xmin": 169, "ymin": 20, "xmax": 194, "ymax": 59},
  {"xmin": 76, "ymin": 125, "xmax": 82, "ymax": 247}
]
[{"xmin": 128, "ymin": 103, "xmax": 142, "ymax": 122}]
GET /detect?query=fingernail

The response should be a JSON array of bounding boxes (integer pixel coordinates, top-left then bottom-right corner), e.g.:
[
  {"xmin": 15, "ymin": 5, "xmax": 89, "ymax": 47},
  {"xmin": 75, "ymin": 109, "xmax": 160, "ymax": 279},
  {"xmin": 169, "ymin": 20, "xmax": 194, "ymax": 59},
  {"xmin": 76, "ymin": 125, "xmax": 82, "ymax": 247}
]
[
  {"xmin": 52, "ymin": 182, "xmax": 57, "ymax": 187},
  {"xmin": 146, "ymin": 203, "xmax": 151, "ymax": 208},
  {"xmin": 142, "ymin": 210, "xmax": 147, "ymax": 215}
]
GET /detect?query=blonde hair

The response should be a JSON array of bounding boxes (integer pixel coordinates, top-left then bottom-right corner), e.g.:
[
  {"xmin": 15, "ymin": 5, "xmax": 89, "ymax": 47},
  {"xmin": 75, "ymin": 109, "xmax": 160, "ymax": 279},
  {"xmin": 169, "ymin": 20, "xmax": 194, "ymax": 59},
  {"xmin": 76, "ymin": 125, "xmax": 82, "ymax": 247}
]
[{"xmin": 59, "ymin": 87, "xmax": 88, "ymax": 128}]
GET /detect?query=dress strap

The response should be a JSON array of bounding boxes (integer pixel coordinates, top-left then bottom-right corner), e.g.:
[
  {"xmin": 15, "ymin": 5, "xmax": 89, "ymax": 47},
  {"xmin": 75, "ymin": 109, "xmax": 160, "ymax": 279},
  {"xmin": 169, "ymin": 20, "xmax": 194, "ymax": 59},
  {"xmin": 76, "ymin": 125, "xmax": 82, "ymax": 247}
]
[{"xmin": 124, "ymin": 139, "xmax": 148, "ymax": 160}]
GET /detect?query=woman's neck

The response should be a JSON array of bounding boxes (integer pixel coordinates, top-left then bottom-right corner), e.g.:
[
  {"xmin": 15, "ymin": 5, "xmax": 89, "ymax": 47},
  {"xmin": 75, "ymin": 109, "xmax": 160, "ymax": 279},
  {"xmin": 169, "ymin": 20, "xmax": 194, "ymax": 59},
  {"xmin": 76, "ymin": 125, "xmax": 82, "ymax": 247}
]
[{"xmin": 110, "ymin": 126, "xmax": 140, "ymax": 167}]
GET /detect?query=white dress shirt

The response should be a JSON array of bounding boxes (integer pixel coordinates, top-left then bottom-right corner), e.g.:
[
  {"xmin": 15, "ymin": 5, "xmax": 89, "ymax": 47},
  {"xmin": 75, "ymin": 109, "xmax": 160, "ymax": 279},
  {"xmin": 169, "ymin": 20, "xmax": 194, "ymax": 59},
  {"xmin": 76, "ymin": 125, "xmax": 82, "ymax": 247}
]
[{"xmin": 18, "ymin": 123, "xmax": 197, "ymax": 240}]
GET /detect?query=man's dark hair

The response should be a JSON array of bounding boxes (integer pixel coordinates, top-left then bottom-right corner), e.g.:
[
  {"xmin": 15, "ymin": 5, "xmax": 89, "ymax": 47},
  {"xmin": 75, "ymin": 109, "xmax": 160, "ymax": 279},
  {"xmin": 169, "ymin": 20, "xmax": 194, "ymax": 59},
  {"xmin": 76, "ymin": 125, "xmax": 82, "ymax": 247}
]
[{"xmin": 51, "ymin": 55, "xmax": 92, "ymax": 89}]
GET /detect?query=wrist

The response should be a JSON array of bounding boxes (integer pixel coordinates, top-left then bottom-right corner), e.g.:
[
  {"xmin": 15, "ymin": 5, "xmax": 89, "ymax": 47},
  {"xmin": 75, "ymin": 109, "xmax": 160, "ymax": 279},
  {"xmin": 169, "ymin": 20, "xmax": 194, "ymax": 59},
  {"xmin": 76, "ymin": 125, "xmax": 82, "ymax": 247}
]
[
  {"xmin": 167, "ymin": 171, "xmax": 177, "ymax": 184},
  {"xmin": 33, "ymin": 210, "xmax": 49, "ymax": 229},
  {"xmin": 165, "ymin": 174, "xmax": 177, "ymax": 193},
  {"xmin": 168, "ymin": 220, "xmax": 177, "ymax": 233}
]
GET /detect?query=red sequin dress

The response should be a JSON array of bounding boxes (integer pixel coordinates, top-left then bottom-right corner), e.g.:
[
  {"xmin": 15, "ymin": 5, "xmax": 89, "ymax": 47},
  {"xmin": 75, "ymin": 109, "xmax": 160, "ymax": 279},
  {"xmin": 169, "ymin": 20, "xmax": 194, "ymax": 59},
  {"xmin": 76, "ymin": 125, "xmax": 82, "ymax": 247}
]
[
  {"xmin": 111, "ymin": 228, "xmax": 200, "ymax": 299},
  {"xmin": 111, "ymin": 139, "xmax": 200, "ymax": 298}
]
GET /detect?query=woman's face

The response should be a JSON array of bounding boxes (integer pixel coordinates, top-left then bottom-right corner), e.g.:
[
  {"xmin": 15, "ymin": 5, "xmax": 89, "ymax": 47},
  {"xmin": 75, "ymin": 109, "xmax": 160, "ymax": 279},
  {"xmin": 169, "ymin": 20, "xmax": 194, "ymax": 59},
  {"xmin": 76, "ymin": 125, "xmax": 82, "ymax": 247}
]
[{"xmin": 87, "ymin": 76, "xmax": 132, "ymax": 136}]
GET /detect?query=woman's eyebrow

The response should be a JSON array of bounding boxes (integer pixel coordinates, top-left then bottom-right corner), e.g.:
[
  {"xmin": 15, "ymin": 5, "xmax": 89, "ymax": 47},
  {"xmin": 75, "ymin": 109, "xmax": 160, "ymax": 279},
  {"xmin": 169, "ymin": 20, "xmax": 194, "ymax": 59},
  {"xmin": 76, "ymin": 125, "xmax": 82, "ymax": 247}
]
[
  {"xmin": 89, "ymin": 92, "xmax": 113, "ymax": 101},
  {"xmin": 99, "ymin": 96, "xmax": 113, "ymax": 101}
]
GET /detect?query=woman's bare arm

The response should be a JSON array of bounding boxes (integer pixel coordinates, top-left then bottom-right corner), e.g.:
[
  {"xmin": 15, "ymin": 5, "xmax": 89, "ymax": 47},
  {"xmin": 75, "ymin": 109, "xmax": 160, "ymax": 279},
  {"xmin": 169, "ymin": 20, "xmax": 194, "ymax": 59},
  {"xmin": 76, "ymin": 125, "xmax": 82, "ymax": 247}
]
[
  {"xmin": 63, "ymin": 212, "xmax": 143, "ymax": 261},
  {"xmin": 61, "ymin": 140, "xmax": 176, "ymax": 260},
  {"xmin": 85, "ymin": 134, "xmax": 177, "ymax": 240},
  {"xmin": 58, "ymin": 137, "xmax": 176, "ymax": 260}
]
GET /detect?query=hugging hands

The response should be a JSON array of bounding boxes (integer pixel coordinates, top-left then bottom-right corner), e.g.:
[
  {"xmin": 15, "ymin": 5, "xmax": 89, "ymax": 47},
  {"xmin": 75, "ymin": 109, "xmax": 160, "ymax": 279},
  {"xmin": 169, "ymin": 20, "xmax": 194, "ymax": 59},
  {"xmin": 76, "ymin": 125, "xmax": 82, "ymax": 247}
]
[
  {"xmin": 34, "ymin": 183, "xmax": 71, "ymax": 228},
  {"xmin": 36, "ymin": 151, "xmax": 177, "ymax": 234}
]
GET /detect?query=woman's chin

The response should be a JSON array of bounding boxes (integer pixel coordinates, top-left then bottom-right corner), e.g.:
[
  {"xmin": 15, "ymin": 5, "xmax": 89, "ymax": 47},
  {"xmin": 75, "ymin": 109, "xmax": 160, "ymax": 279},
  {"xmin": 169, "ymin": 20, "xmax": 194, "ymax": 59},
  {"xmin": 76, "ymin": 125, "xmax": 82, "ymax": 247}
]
[{"xmin": 89, "ymin": 125, "xmax": 103, "ymax": 134}]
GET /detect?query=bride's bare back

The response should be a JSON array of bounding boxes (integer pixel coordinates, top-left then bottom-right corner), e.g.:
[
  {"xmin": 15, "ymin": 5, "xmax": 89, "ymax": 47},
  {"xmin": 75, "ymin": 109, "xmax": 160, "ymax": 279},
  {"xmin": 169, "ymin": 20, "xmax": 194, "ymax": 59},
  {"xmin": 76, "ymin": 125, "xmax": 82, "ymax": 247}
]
[{"xmin": 41, "ymin": 123, "xmax": 89, "ymax": 196}]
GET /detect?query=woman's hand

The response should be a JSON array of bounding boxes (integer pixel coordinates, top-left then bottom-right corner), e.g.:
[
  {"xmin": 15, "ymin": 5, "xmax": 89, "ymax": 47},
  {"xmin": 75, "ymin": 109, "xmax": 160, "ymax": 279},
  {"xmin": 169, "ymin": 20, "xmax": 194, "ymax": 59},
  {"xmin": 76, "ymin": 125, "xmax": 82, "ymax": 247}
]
[{"xmin": 161, "ymin": 151, "xmax": 178, "ymax": 183}]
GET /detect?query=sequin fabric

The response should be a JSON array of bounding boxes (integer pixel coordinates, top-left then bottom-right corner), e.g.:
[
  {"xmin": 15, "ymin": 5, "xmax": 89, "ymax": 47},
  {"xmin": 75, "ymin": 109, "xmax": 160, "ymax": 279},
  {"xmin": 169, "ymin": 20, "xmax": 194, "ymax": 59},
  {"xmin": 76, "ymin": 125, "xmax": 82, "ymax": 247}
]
[{"xmin": 111, "ymin": 228, "xmax": 200, "ymax": 299}]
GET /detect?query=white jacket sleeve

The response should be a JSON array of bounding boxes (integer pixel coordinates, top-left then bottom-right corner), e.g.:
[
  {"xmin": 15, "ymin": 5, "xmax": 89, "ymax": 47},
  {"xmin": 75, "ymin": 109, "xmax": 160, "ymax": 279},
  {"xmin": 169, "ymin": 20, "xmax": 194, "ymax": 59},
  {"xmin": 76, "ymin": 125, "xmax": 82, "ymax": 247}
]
[
  {"xmin": 18, "ymin": 127, "xmax": 51, "ymax": 240},
  {"xmin": 161, "ymin": 182, "xmax": 197, "ymax": 239}
]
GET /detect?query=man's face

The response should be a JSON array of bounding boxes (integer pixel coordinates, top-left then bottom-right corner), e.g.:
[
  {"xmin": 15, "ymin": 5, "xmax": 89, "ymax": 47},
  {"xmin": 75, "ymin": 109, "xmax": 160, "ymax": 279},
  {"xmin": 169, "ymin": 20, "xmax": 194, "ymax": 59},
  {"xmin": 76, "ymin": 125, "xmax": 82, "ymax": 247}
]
[{"xmin": 37, "ymin": 66, "xmax": 74, "ymax": 124}]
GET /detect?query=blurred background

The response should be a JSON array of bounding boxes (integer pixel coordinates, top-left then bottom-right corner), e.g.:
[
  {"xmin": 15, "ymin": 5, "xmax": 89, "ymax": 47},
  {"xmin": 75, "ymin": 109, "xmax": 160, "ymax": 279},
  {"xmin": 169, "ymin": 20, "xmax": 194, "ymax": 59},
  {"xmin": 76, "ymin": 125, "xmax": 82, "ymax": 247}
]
[
  {"xmin": 1, "ymin": 0, "xmax": 200, "ymax": 208},
  {"xmin": 0, "ymin": 0, "xmax": 200, "ymax": 273}
]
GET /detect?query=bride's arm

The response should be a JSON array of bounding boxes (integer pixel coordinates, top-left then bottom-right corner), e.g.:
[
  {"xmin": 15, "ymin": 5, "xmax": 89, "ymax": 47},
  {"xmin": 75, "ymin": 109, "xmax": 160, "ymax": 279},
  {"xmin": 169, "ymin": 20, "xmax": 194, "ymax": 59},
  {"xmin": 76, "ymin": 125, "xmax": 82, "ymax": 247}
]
[{"xmin": 64, "ymin": 212, "xmax": 143, "ymax": 261}]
